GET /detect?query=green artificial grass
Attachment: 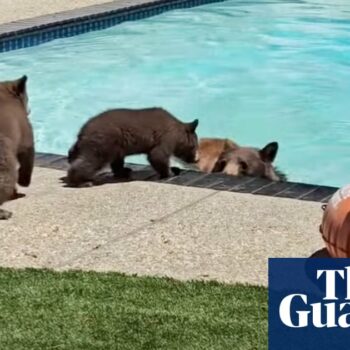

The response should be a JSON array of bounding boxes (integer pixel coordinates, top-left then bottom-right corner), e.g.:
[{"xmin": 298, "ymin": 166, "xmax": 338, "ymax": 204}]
[{"xmin": 0, "ymin": 268, "xmax": 267, "ymax": 350}]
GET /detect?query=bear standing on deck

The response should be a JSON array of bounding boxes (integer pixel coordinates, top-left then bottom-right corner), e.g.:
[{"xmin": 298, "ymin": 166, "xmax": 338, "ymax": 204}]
[
  {"xmin": 67, "ymin": 108, "xmax": 199, "ymax": 187},
  {"xmin": 0, "ymin": 75, "xmax": 34, "ymax": 220}
]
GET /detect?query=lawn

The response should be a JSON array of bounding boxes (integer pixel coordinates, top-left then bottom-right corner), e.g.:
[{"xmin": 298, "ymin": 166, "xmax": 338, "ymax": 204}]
[{"xmin": 0, "ymin": 268, "xmax": 267, "ymax": 350}]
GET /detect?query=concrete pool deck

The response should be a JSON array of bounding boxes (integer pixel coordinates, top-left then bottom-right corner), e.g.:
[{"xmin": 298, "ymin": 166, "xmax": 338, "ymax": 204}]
[
  {"xmin": 0, "ymin": 0, "xmax": 113, "ymax": 24},
  {"xmin": 1, "ymin": 167, "xmax": 326, "ymax": 286}
]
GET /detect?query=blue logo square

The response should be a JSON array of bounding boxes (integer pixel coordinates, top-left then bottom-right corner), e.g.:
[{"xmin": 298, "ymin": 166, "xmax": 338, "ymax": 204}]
[{"xmin": 269, "ymin": 258, "xmax": 350, "ymax": 350}]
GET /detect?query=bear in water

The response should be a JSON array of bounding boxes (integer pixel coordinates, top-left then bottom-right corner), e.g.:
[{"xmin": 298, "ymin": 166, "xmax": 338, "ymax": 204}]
[
  {"xmin": 197, "ymin": 138, "xmax": 286, "ymax": 182},
  {"xmin": 67, "ymin": 108, "xmax": 199, "ymax": 187},
  {"xmin": 197, "ymin": 138, "xmax": 239, "ymax": 173}
]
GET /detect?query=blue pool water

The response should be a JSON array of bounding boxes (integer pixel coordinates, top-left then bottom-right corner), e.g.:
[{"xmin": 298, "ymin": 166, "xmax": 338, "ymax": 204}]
[{"xmin": 1, "ymin": 0, "xmax": 350, "ymax": 187}]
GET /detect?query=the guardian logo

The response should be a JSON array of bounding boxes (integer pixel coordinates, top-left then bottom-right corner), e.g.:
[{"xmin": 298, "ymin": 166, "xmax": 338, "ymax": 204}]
[
  {"xmin": 279, "ymin": 267, "xmax": 350, "ymax": 328},
  {"xmin": 269, "ymin": 258, "xmax": 350, "ymax": 350}
]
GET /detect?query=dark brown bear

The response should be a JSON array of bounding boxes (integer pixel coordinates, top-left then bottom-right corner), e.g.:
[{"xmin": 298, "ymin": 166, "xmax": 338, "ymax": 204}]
[{"xmin": 67, "ymin": 108, "xmax": 199, "ymax": 186}]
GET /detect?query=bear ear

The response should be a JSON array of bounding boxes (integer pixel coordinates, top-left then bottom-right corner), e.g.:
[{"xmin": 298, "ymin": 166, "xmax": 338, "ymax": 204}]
[
  {"xmin": 187, "ymin": 119, "xmax": 199, "ymax": 133},
  {"xmin": 8, "ymin": 75, "xmax": 27, "ymax": 96},
  {"xmin": 16, "ymin": 75, "xmax": 28, "ymax": 94},
  {"xmin": 259, "ymin": 142, "xmax": 278, "ymax": 163}
]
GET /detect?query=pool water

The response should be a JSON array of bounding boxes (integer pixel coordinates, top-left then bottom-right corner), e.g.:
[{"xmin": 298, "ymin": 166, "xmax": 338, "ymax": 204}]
[{"xmin": 1, "ymin": 0, "xmax": 350, "ymax": 187}]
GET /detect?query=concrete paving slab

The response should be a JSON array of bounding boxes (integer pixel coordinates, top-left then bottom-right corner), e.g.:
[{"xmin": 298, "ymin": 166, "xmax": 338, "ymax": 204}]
[
  {"xmin": 0, "ymin": 0, "xmax": 113, "ymax": 24},
  {"xmin": 64, "ymin": 189, "xmax": 325, "ymax": 286},
  {"xmin": 0, "ymin": 167, "xmax": 214, "ymax": 269}
]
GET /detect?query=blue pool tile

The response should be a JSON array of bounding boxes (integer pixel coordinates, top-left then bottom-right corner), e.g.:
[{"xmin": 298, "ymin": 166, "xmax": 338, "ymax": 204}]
[
  {"xmin": 3, "ymin": 40, "xmax": 10, "ymax": 51},
  {"xmin": 300, "ymin": 186, "xmax": 338, "ymax": 202},
  {"xmin": 163, "ymin": 170, "xmax": 205, "ymax": 185},
  {"xmin": 274, "ymin": 183, "xmax": 319, "ymax": 200},
  {"xmin": 230, "ymin": 177, "xmax": 273, "ymax": 194},
  {"xmin": 254, "ymin": 182, "xmax": 295, "ymax": 197},
  {"xmin": 190, "ymin": 173, "xmax": 243, "ymax": 189}
]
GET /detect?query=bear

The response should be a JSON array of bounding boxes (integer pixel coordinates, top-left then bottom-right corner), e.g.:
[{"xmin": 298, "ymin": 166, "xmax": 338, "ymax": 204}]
[
  {"xmin": 197, "ymin": 138, "xmax": 286, "ymax": 181},
  {"xmin": 0, "ymin": 75, "xmax": 34, "ymax": 220},
  {"xmin": 67, "ymin": 107, "xmax": 199, "ymax": 187},
  {"xmin": 197, "ymin": 138, "xmax": 239, "ymax": 173}
]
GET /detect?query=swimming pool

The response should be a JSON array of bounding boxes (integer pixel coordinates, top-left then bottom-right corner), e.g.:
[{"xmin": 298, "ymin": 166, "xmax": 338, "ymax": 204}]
[{"xmin": 0, "ymin": 0, "xmax": 349, "ymax": 187}]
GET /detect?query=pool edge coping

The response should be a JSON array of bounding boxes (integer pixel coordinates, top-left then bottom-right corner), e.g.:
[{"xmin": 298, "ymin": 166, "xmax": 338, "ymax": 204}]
[
  {"xmin": 0, "ymin": 0, "xmax": 168, "ymax": 37},
  {"xmin": 0, "ymin": 0, "xmax": 226, "ymax": 52},
  {"xmin": 35, "ymin": 152, "xmax": 338, "ymax": 204}
]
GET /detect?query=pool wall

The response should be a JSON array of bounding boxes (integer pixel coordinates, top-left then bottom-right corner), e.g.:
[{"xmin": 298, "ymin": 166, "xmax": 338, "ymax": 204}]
[{"xmin": 0, "ymin": 0, "xmax": 226, "ymax": 52}]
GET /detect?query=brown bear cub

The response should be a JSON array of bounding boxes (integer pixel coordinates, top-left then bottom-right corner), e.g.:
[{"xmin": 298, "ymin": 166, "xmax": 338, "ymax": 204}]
[
  {"xmin": 0, "ymin": 75, "xmax": 34, "ymax": 220},
  {"xmin": 197, "ymin": 138, "xmax": 286, "ymax": 181},
  {"xmin": 67, "ymin": 108, "xmax": 199, "ymax": 186}
]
